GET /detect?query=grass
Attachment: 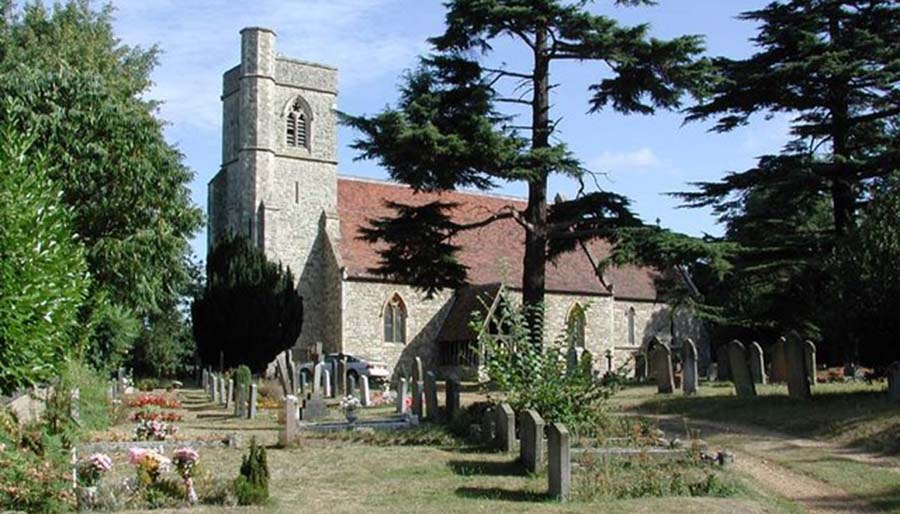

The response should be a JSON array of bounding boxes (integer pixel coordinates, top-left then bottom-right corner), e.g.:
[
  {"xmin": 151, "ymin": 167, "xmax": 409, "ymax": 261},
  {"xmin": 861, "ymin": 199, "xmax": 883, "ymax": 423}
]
[{"xmin": 623, "ymin": 381, "xmax": 900, "ymax": 454}]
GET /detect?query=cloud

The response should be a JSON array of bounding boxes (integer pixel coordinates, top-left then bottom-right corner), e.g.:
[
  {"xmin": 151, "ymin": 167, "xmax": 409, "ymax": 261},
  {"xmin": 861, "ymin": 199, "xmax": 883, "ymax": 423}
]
[
  {"xmin": 109, "ymin": 0, "xmax": 426, "ymax": 132},
  {"xmin": 589, "ymin": 147, "xmax": 660, "ymax": 171}
]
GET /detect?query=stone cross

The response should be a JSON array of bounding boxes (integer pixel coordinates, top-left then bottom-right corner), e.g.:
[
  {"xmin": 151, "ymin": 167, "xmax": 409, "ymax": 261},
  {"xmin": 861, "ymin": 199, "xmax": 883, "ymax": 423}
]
[
  {"xmin": 786, "ymin": 332, "xmax": 811, "ymax": 400},
  {"xmin": 424, "ymin": 371, "xmax": 439, "ymax": 422},
  {"xmin": 226, "ymin": 379, "xmax": 234, "ymax": 409},
  {"xmin": 682, "ymin": 338, "xmax": 698, "ymax": 395},
  {"xmin": 548, "ymin": 423, "xmax": 571, "ymax": 501},
  {"xmin": 887, "ymin": 362, "xmax": 900, "ymax": 401},
  {"xmin": 715, "ymin": 345, "xmax": 731, "ymax": 381},
  {"xmin": 771, "ymin": 337, "xmax": 788, "ymax": 383},
  {"xmin": 323, "ymin": 369, "xmax": 332, "ymax": 398},
  {"xmin": 728, "ymin": 340, "xmax": 757, "ymax": 398},
  {"xmin": 445, "ymin": 379, "xmax": 460, "ymax": 421},
  {"xmin": 396, "ymin": 378, "xmax": 409, "ymax": 414},
  {"xmin": 519, "ymin": 409, "xmax": 545, "ymax": 473},
  {"xmin": 248, "ymin": 384, "xmax": 258, "ymax": 419},
  {"xmin": 803, "ymin": 340, "xmax": 817, "ymax": 387},
  {"xmin": 650, "ymin": 339, "xmax": 675, "ymax": 394},
  {"xmin": 749, "ymin": 341, "xmax": 766, "ymax": 384},
  {"xmin": 496, "ymin": 403, "xmax": 515, "ymax": 452},
  {"xmin": 279, "ymin": 395, "xmax": 298, "ymax": 446},
  {"xmin": 313, "ymin": 362, "xmax": 323, "ymax": 394},
  {"xmin": 359, "ymin": 375, "xmax": 371, "ymax": 407}
]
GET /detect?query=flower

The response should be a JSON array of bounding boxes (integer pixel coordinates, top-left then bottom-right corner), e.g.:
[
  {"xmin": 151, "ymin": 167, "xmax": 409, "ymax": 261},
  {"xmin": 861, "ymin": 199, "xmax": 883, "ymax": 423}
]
[
  {"xmin": 129, "ymin": 448, "xmax": 170, "ymax": 486},
  {"xmin": 339, "ymin": 395, "xmax": 361, "ymax": 411},
  {"xmin": 172, "ymin": 447, "xmax": 200, "ymax": 478},
  {"xmin": 77, "ymin": 453, "xmax": 112, "ymax": 487},
  {"xmin": 133, "ymin": 419, "xmax": 177, "ymax": 441}
]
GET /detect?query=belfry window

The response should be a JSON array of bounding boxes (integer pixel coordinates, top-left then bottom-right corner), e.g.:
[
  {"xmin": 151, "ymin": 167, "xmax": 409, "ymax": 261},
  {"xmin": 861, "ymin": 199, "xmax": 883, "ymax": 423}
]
[
  {"xmin": 383, "ymin": 294, "xmax": 407, "ymax": 344},
  {"xmin": 286, "ymin": 98, "xmax": 309, "ymax": 148}
]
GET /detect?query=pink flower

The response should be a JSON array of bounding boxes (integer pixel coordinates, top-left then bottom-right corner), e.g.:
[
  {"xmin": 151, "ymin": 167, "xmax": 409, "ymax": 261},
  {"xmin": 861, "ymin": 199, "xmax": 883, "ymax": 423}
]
[{"xmin": 129, "ymin": 447, "xmax": 149, "ymax": 465}]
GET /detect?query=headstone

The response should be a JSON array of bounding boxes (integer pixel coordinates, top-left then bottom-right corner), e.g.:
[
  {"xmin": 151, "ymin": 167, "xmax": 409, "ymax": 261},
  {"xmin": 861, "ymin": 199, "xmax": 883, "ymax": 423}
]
[
  {"xmin": 337, "ymin": 357, "xmax": 348, "ymax": 396},
  {"xmin": 313, "ymin": 362, "xmax": 323, "ymax": 394},
  {"xmin": 359, "ymin": 375, "xmax": 371, "ymax": 407},
  {"xmin": 728, "ymin": 340, "xmax": 756, "ymax": 398},
  {"xmin": 323, "ymin": 369, "xmax": 332, "ymax": 398},
  {"xmin": 219, "ymin": 376, "xmax": 227, "ymax": 406},
  {"xmin": 771, "ymin": 337, "xmax": 788, "ymax": 383},
  {"xmin": 414, "ymin": 356, "xmax": 424, "ymax": 383},
  {"xmin": 520, "ymin": 409, "xmax": 545, "ymax": 473},
  {"xmin": 294, "ymin": 366, "xmax": 303, "ymax": 395},
  {"xmin": 275, "ymin": 357, "xmax": 291, "ymax": 396},
  {"xmin": 212, "ymin": 374, "xmax": 220, "ymax": 403},
  {"xmin": 300, "ymin": 371, "xmax": 308, "ymax": 395},
  {"xmin": 749, "ymin": 341, "xmax": 766, "ymax": 384},
  {"xmin": 279, "ymin": 396, "xmax": 298, "ymax": 446},
  {"xmin": 804, "ymin": 340, "xmax": 817, "ymax": 386},
  {"xmin": 786, "ymin": 332, "xmax": 812, "ymax": 400},
  {"xmin": 299, "ymin": 392, "xmax": 327, "ymax": 420},
  {"xmin": 887, "ymin": 362, "xmax": 900, "ymax": 401},
  {"xmin": 248, "ymin": 384, "xmax": 258, "ymax": 419},
  {"xmin": 412, "ymin": 379, "xmax": 424, "ymax": 419},
  {"xmin": 202, "ymin": 370, "xmax": 209, "ymax": 391},
  {"xmin": 285, "ymin": 351, "xmax": 296, "ymax": 393},
  {"xmin": 548, "ymin": 423, "xmax": 571, "ymax": 501},
  {"xmin": 650, "ymin": 340, "xmax": 675, "ymax": 394},
  {"xmin": 347, "ymin": 374, "xmax": 357, "ymax": 397},
  {"xmin": 396, "ymin": 378, "xmax": 408, "ymax": 414},
  {"xmin": 495, "ymin": 403, "xmax": 515, "ymax": 452},
  {"xmin": 226, "ymin": 379, "xmax": 234, "ymax": 409},
  {"xmin": 682, "ymin": 338, "xmax": 698, "ymax": 395},
  {"xmin": 236, "ymin": 383, "xmax": 248, "ymax": 418},
  {"xmin": 117, "ymin": 367, "xmax": 126, "ymax": 396},
  {"xmin": 424, "ymin": 371, "xmax": 439, "ymax": 422},
  {"xmin": 445, "ymin": 379, "xmax": 460, "ymax": 421},
  {"xmin": 716, "ymin": 345, "xmax": 732, "ymax": 381}
]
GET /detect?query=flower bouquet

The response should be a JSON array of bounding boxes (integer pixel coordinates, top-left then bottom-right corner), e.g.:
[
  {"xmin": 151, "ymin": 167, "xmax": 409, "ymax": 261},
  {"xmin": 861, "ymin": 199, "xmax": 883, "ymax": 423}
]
[
  {"xmin": 129, "ymin": 448, "xmax": 171, "ymax": 487},
  {"xmin": 172, "ymin": 447, "xmax": 200, "ymax": 503},
  {"xmin": 76, "ymin": 453, "xmax": 112, "ymax": 508},
  {"xmin": 339, "ymin": 395, "xmax": 362, "ymax": 423},
  {"xmin": 133, "ymin": 418, "xmax": 177, "ymax": 441}
]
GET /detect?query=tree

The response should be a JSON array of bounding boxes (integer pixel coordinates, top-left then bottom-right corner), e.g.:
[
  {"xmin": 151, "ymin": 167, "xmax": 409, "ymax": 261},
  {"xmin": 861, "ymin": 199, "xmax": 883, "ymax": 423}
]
[
  {"xmin": 0, "ymin": 119, "xmax": 89, "ymax": 394},
  {"xmin": 0, "ymin": 1, "xmax": 203, "ymax": 367},
  {"xmin": 679, "ymin": 0, "xmax": 900, "ymax": 357},
  {"xmin": 191, "ymin": 236, "xmax": 303, "ymax": 372},
  {"xmin": 345, "ymin": 0, "xmax": 709, "ymax": 340}
]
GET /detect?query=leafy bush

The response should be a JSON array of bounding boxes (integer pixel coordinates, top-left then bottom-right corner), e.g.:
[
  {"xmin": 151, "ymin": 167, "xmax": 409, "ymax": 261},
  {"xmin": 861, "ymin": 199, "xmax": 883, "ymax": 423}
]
[
  {"xmin": 136, "ymin": 378, "xmax": 161, "ymax": 391},
  {"xmin": 234, "ymin": 365, "xmax": 252, "ymax": 388},
  {"xmin": 234, "ymin": 437, "xmax": 269, "ymax": 505},
  {"xmin": 192, "ymin": 235, "xmax": 303, "ymax": 372},
  {"xmin": 574, "ymin": 455, "xmax": 737, "ymax": 500},
  {"xmin": 0, "ymin": 121, "xmax": 89, "ymax": 395},
  {"xmin": 474, "ymin": 296, "xmax": 613, "ymax": 436}
]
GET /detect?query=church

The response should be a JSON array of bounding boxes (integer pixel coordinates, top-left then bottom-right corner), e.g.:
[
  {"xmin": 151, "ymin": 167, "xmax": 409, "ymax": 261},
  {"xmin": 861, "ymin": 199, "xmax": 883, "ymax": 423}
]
[{"xmin": 207, "ymin": 28, "xmax": 708, "ymax": 379}]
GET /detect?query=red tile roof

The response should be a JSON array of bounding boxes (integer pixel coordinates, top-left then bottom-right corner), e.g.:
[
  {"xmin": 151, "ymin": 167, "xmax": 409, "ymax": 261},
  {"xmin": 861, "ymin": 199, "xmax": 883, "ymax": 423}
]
[{"xmin": 337, "ymin": 177, "xmax": 661, "ymax": 300}]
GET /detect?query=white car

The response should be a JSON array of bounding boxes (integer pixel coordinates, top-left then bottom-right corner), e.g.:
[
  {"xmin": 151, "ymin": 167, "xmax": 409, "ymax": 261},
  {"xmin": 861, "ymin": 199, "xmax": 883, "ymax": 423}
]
[{"xmin": 299, "ymin": 353, "xmax": 390, "ymax": 384}]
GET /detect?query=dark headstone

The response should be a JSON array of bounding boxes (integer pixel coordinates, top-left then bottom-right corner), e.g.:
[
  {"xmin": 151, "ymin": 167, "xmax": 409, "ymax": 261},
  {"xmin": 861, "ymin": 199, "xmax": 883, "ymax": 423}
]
[
  {"xmin": 770, "ymin": 337, "xmax": 788, "ymax": 383},
  {"xmin": 520, "ymin": 409, "xmax": 545, "ymax": 473},
  {"xmin": 682, "ymin": 338, "xmax": 698, "ymax": 395},
  {"xmin": 445, "ymin": 379, "xmax": 460, "ymax": 421},
  {"xmin": 650, "ymin": 339, "xmax": 675, "ymax": 394},
  {"xmin": 749, "ymin": 341, "xmax": 766, "ymax": 384},
  {"xmin": 548, "ymin": 423, "xmax": 571, "ymax": 501},
  {"xmin": 786, "ymin": 332, "xmax": 812, "ymax": 400},
  {"xmin": 728, "ymin": 340, "xmax": 756, "ymax": 398}
]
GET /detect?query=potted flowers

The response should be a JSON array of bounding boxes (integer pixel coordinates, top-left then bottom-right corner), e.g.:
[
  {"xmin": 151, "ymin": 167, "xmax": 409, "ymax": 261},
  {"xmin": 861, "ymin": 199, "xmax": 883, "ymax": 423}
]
[
  {"xmin": 172, "ymin": 447, "xmax": 200, "ymax": 503},
  {"xmin": 129, "ymin": 448, "xmax": 171, "ymax": 487},
  {"xmin": 339, "ymin": 395, "xmax": 362, "ymax": 423},
  {"xmin": 76, "ymin": 453, "xmax": 112, "ymax": 508}
]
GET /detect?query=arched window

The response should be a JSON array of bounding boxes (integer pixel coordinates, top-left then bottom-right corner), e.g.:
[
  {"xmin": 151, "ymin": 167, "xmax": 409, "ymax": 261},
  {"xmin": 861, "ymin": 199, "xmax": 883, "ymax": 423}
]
[
  {"xmin": 383, "ymin": 293, "xmax": 407, "ymax": 344},
  {"xmin": 285, "ymin": 97, "xmax": 310, "ymax": 148},
  {"xmin": 567, "ymin": 304, "xmax": 586, "ymax": 349},
  {"xmin": 627, "ymin": 307, "xmax": 636, "ymax": 346}
]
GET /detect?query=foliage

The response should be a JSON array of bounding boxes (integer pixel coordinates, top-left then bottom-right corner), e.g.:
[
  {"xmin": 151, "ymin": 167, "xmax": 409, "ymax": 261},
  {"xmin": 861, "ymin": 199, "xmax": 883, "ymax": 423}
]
[
  {"xmin": 82, "ymin": 295, "xmax": 141, "ymax": 375},
  {"xmin": 132, "ymin": 307, "xmax": 196, "ymax": 378},
  {"xmin": 234, "ymin": 365, "xmax": 252, "ymax": 388},
  {"xmin": 234, "ymin": 437, "xmax": 269, "ymax": 506},
  {"xmin": 474, "ymin": 295, "xmax": 613, "ymax": 436},
  {"xmin": 0, "ymin": 121, "xmax": 89, "ymax": 394},
  {"xmin": 574, "ymin": 454, "xmax": 736, "ymax": 500},
  {"xmin": 0, "ymin": 1, "xmax": 203, "ymax": 368},
  {"xmin": 192, "ymin": 235, "xmax": 303, "ymax": 372},
  {"xmin": 344, "ymin": 0, "xmax": 711, "ymax": 328}
]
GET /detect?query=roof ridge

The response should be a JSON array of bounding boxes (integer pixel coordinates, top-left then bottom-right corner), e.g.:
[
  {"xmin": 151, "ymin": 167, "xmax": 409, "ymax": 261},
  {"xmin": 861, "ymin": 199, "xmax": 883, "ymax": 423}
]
[{"xmin": 337, "ymin": 174, "xmax": 527, "ymax": 204}]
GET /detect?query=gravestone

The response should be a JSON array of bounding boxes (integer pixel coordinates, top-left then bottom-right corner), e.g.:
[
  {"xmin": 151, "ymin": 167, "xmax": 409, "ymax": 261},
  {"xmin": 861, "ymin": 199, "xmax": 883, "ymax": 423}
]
[
  {"xmin": 300, "ymin": 371, "xmax": 308, "ymax": 395},
  {"xmin": 117, "ymin": 367, "xmax": 127, "ymax": 396},
  {"xmin": 323, "ymin": 369, "xmax": 332, "ymax": 398},
  {"xmin": 786, "ymin": 332, "xmax": 811, "ymax": 400},
  {"xmin": 715, "ymin": 345, "xmax": 731, "ymax": 381},
  {"xmin": 359, "ymin": 375, "xmax": 371, "ymax": 407},
  {"xmin": 414, "ymin": 357, "xmax": 425, "ymax": 384},
  {"xmin": 285, "ymin": 351, "xmax": 296, "ymax": 393},
  {"xmin": 219, "ymin": 375, "xmax": 227, "ymax": 406},
  {"xmin": 294, "ymin": 366, "xmax": 303, "ymax": 395},
  {"xmin": 771, "ymin": 337, "xmax": 788, "ymax": 383},
  {"xmin": 347, "ymin": 374, "xmax": 357, "ymax": 397},
  {"xmin": 412, "ymin": 379, "xmax": 424, "ymax": 419},
  {"xmin": 234, "ymin": 383, "xmax": 246, "ymax": 418},
  {"xmin": 396, "ymin": 378, "xmax": 409, "ymax": 414},
  {"xmin": 313, "ymin": 363, "xmax": 323, "ymax": 394},
  {"xmin": 520, "ymin": 409, "xmax": 545, "ymax": 473},
  {"xmin": 248, "ymin": 384, "xmax": 258, "ymax": 419},
  {"xmin": 496, "ymin": 403, "xmax": 515, "ymax": 452},
  {"xmin": 424, "ymin": 371, "xmax": 439, "ymax": 422},
  {"xmin": 275, "ymin": 357, "xmax": 291, "ymax": 397},
  {"xmin": 445, "ymin": 379, "xmax": 460, "ymax": 421},
  {"xmin": 650, "ymin": 340, "xmax": 675, "ymax": 394},
  {"xmin": 728, "ymin": 340, "xmax": 756, "ymax": 398},
  {"xmin": 548, "ymin": 423, "xmax": 571, "ymax": 501},
  {"xmin": 337, "ymin": 357, "xmax": 348, "ymax": 397},
  {"xmin": 279, "ymin": 396, "xmax": 298, "ymax": 446},
  {"xmin": 749, "ymin": 341, "xmax": 766, "ymax": 384},
  {"xmin": 299, "ymin": 392, "xmax": 327, "ymax": 421},
  {"xmin": 226, "ymin": 379, "xmax": 234, "ymax": 409},
  {"xmin": 212, "ymin": 375, "xmax": 220, "ymax": 403},
  {"xmin": 202, "ymin": 370, "xmax": 209, "ymax": 391},
  {"xmin": 804, "ymin": 340, "xmax": 817, "ymax": 386},
  {"xmin": 887, "ymin": 362, "xmax": 900, "ymax": 401},
  {"xmin": 682, "ymin": 338, "xmax": 698, "ymax": 395}
]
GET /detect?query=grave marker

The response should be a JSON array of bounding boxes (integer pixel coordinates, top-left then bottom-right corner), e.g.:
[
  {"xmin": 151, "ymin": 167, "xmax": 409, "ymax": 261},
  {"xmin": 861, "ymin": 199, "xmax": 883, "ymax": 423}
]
[
  {"xmin": 279, "ymin": 396, "xmax": 298, "ymax": 446},
  {"xmin": 682, "ymin": 338, "xmax": 698, "ymax": 395},
  {"xmin": 496, "ymin": 403, "xmax": 515, "ymax": 452},
  {"xmin": 804, "ymin": 340, "xmax": 817, "ymax": 386},
  {"xmin": 749, "ymin": 341, "xmax": 766, "ymax": 384},
  {"xmin": 424, "ymin": 371, "xmax": 439, "ymax": 422},
  {"xmin": 248, "ymin": 384, "xmax": 258, "ymax": 419},
  {"xmin": 786, "ymin": 332, "xmax": 811, "ymax": 400},
  {"xmin": 650, "ymin": 339, "xmax": 675, "ymax": 394},
  {"xmin": 520, "ymin": 409, "xmax": 545, "ymax": 473},
  {"xmin": 548, "ymin": 423, "xmax": 571, "ymax": 501},
  {"xmin": 360, "ymin": 375, "xmax": 371, "ymax": 407},
  {"xmin": 728, "ymin": 340, "xmax": 757, "ymax": 398},
  {"xmin": 771, "ymin": 337, "xmax": 788, "ymax": 383},
  {"xmin": 396, "ymin": 378, "xmax": 409, "ymax": 414},
  {"xmin": 445, "ymin": 379, "xmax": 460, "ymax": 421}
]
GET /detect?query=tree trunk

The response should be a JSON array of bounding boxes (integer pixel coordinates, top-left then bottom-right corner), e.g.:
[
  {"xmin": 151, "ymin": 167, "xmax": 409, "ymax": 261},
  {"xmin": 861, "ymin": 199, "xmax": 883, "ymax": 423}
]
[{"xmin": 522, "ymin": 27, "xmax": 551, "ymax": 345}]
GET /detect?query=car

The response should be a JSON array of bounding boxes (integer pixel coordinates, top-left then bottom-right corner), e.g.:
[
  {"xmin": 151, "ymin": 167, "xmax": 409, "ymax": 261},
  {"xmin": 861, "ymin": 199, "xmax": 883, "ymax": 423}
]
[{"xmin": 298, "ymin": 353, "xmax": 390, "ymax": 385}]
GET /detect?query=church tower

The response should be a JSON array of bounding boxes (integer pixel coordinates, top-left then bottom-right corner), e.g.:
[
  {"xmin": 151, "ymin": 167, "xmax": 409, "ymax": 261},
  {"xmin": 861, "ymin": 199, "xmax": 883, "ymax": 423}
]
[{"xmin": 208, "ymin": 27, "xmax": 341, "ymax": 352}]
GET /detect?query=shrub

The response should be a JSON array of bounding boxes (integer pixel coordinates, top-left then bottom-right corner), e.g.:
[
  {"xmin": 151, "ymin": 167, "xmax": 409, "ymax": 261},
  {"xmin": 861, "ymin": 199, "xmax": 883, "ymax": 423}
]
[
  {"xmin": 234, "ymin": 437, "xmax": 269, "ymax": 506},
  {"xmin": 136, "ymin": 378, "xmax": 161, "ymax": 391},
  {"xmin": 234, "ymin": 365, "xmax": 252, "ymax": 388}
]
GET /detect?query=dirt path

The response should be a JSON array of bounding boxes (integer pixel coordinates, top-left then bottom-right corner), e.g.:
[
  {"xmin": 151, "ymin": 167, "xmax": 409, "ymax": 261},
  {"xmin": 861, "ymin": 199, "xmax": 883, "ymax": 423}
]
[{"xmin": 644, "ymin": 414, "xmax": 896, "ymax": 514}]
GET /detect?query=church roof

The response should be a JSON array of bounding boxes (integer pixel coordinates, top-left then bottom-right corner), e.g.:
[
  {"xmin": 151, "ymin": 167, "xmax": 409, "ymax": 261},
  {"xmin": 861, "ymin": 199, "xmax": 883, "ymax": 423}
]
[{"xmin": 336, "ymin": 176, "xmax": 661, "ymax": 301}]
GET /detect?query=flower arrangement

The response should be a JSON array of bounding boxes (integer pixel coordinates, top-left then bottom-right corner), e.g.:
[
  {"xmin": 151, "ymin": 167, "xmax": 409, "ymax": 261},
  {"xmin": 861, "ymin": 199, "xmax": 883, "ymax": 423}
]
[
  {"xmin": 172, "ymin": 447, "xmax": 200, "ymax": 503},
  {"xmin": 340, "ymin": 395, "xmax": 362, "ymax": 423},
  {"xmin": 380, "ymin": 389, "xmax": 397, "ymax": 406},
  {"xmin": 129, "ymin": 448, "xmax": 171, "ymax": 486},
  {"xmin": 125, "ymin": 394, "xmax": 181, "ymax": 409},
  {"xmin": 77, "ymin": 453, "xmax": 113, "ymax": 487},
  {"xmin": 130, "ymin": 408, "xmax": 182, "ymax": 422},
  {"xmin": 133, "ymin": 419, "xmax": 177, "ymax": 441}
]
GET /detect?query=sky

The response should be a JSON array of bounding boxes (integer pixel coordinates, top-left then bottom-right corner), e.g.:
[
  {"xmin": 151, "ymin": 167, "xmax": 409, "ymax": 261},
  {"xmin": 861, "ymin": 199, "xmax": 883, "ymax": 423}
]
[{"xmin": 107, "ymin": 0, "xmax": 793, "ymax": 262}]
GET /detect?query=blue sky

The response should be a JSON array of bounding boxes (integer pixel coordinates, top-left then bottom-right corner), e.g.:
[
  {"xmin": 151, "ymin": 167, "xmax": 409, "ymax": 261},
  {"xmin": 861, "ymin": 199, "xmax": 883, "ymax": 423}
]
[{"xmin": 108, "ymin": 0, "xmax": 791, "ymax": 262}]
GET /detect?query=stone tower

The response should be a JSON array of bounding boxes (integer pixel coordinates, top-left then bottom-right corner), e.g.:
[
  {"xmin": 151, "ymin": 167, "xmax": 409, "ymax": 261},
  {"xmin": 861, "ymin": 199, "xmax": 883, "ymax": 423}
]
[{"xmin": 208, "ymin": 27, "xmax": 341, "ymax": 352}]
